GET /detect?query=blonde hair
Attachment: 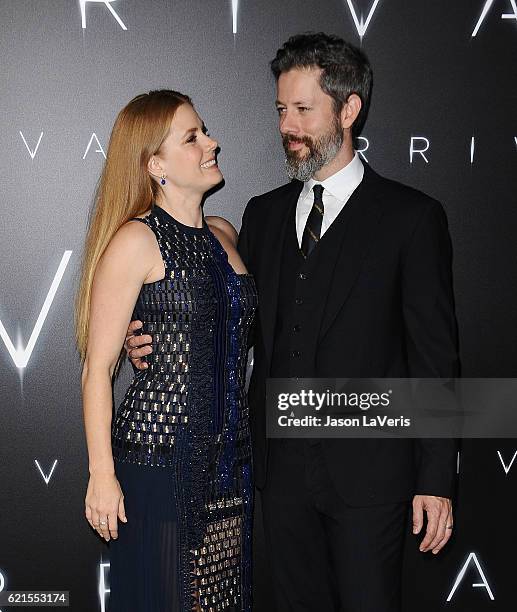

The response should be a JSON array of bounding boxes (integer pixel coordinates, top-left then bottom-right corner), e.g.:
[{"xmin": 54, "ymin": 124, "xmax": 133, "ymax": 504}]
[{"xmin": 74, "ymin": 89, "xmax": 192, "ymax": 377}]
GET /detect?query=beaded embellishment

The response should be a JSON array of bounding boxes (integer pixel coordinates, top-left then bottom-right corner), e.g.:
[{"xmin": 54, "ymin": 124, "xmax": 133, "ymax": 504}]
[{"xmin": 111, "ymin": 205, "xmax": 257, "ymax": 611}]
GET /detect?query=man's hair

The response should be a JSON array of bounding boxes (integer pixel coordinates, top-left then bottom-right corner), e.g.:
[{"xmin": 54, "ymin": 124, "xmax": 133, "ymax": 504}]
[{"xmin": 270, "ymin": 32, "xmax": 373, "ymax": 138}]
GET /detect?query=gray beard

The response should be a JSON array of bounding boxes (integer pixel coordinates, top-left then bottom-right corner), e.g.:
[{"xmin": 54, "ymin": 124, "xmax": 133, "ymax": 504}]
[{"xmin": 284, "ymin": 129, "xmax": 343, "ymax": 182}]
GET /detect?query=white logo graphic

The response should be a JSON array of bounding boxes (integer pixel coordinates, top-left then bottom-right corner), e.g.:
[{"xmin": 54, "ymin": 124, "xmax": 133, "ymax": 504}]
[
  {"xmin": 232, "ymin": 0, "xmax": 239, "ymax": 34},
  {"xmin": 472, "ymin": 0, "xmax": 517, "ymax": 36},
  {"xmin": 345, "ymin": 0, "xmax": 381, "ymax": 38},
  {"xmin": 409, "ymin": 137, "xmax": 430, "ymax": 163},
  {"xmin": 83, "ymin": 133, "xmax": 106, "ymax": 160},
  {"xmin": 80, "ymin": 0, "xmax": 127, "ymax": 30},
  {"xmin": 356, "ymin": 136, "xmax": 369, "ymax": 163},
  {"xmin": 99, "ymin": 561, "xmax": 110, "ymax": 612},
  {"xmin": 0, "ymin": 251, "xmax": 72, "ymax": 368},
  {"xmin": 19, "ymin": 132, "xmax": 44, "ymax": 160},
  {"xmin": 447, "ymin": 552, "xmax": 495, "ymax": 601},
  {"xmin": 497, "ymin": 449, "xmax": 517, "ymax": 474},
  {"xmin": 0, "ymin": 568, "xmax": 5, "ymax": 612},
  {"xmin": 35, "ymin": 459, "xmax": 58, "ymax": 485}
]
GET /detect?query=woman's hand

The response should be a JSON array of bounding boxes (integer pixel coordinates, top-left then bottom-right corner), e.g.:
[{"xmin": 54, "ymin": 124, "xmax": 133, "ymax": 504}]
[{"xmin": 85, "ymin": 472, "xmax": 127, "ymax": 541}]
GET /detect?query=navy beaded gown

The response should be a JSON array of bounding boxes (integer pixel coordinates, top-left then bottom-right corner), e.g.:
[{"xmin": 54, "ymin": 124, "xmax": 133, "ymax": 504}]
[{"xmin": 108, "ymin": 204, "xmax": 257, "ymax": 612}]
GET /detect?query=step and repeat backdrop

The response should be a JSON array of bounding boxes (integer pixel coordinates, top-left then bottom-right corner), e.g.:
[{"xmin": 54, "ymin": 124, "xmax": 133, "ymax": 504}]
[{"xmin": 0, "ymin": 1, "xmax": 516, "ymax": 610}]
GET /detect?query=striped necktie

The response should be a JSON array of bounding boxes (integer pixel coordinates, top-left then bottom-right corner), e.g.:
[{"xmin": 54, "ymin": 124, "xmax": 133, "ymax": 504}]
[{"xmin": 300, "ymin": 184, "xmax": 324, "ymax": 258}]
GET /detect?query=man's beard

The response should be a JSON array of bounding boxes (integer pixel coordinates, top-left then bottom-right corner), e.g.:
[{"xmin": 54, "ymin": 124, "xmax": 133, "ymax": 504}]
[{"xmin": 282, "ymin": 117, "xmax": 343, "ymax": 181}]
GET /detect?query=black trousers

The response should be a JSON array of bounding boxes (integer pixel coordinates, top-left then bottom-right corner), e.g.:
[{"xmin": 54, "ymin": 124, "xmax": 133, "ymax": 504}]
[{"xmin": 260, "ymin": 439, "xmax": 410, "ymax": 612}]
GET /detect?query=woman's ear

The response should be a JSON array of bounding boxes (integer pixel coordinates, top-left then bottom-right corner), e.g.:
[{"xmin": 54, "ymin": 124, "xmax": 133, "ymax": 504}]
[{"xmin": 147, "ymin": 155, "xmax": 162, "ymax": 179}]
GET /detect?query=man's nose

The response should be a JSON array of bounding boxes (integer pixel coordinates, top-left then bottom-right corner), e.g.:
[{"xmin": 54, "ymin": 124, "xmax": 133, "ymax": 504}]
[{"xmin": 279, "ymin": 112, "xmax": 300, "ymax": 136}]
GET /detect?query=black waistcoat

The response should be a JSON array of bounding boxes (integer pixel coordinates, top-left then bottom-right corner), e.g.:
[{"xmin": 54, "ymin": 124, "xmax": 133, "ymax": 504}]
[{"xmin": 270, "ymin": 200, "xmax": 350, "ymax": 378}]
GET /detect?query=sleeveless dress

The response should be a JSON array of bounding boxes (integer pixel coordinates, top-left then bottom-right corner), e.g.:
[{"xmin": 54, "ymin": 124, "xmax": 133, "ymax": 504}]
[{"xmin": 107, "ymin": 204, "xmax": 257, "ymax": 612}]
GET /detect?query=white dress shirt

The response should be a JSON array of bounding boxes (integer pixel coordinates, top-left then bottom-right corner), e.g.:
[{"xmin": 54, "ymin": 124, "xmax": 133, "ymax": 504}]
[{"xmin": 296, "ymin": 150, "xmax": 364, "ymax": 247}]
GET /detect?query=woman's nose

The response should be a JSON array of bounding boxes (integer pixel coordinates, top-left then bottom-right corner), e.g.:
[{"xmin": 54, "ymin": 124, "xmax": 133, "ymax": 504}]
[{"xmin": 208, "ymin": 137, "xmax": 218, "ymax": 151}]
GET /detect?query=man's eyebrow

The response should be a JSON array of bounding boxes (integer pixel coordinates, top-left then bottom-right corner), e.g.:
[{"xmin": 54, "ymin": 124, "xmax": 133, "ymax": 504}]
[{"xmin": 275, "ymin": 100, "xmax": 311, "ymax": 106}]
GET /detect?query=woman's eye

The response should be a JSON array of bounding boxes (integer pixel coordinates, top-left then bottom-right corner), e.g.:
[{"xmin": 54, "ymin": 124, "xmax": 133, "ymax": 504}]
[{"xmin": 187, "ymin": 135, "xmax": 197, "ymax": 143}]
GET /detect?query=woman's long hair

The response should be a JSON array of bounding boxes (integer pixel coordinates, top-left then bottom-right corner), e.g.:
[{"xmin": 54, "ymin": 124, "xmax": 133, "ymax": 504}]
[{"xmin": 74, "ymin": 89, "xmax": 192, "ymax": 377}]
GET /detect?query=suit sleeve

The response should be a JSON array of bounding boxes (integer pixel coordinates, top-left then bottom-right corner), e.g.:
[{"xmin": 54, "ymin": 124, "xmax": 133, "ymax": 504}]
[
  {"xmin": 401, "ymin": 199, "xmax": 460, "ymax": 499},
  {"xmin": 237, "ymin": 197, "xmax": 256, "ymax": 350}
]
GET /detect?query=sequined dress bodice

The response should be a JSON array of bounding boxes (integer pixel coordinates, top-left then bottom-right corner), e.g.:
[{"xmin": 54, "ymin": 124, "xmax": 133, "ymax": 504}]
[{"xmin": 110, "ymin": 204, "xmax": 257, "ymax": 612}]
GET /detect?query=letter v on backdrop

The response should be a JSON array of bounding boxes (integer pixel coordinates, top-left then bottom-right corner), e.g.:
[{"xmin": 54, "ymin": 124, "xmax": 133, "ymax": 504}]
[
  {"xmin": 345, "ymin": 0, "xmax": 382, "ymax": 38},
  {"xmin": 0, "ymin": 251, "xmax": 72, "ymax": 368}
]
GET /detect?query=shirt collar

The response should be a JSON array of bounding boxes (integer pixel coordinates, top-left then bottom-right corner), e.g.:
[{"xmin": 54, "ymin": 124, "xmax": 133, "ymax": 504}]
[{"xmin": 300, "ymin": 150, "xmax": 364, "ymax": 202}]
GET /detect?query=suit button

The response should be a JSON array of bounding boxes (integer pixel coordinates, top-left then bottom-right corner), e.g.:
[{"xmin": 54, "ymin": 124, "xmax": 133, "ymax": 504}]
[
  {"xmin": 293, "ymin": 324, "xmax": 301, "ymax": 332},
  {"xmin": 298, "ymin": 272, "xmax": 307, "ymax": 280},
  {"xmin": 291, "ymin": 350, "xmax": 301, "ymax": 358},
  {"xmin": 295, "ymin": 298, "xmax": 303, "ymax": 305}
]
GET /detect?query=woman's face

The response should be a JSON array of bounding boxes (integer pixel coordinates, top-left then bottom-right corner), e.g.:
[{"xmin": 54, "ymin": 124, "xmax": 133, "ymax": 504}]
[{"xmin": 149, "ymin": 103, "xmax": 222, "ymax": 195}]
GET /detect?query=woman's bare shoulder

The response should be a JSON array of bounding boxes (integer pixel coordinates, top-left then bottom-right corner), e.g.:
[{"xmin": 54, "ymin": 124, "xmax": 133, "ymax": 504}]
[
  {"xmin": 205, "ymin": 215, "xmax": 238, "ymax": 247},
  {"xmin": 205, "ymin": 216, "xmax": 247, "ymax": 274},
  {"xmin": 100, "ymin": 216, "xmax": 157, "ymax": 270}
]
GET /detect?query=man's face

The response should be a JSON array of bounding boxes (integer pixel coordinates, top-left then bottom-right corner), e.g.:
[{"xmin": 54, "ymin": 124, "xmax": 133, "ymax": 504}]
[{"xmin": 276, "ymin": 67, "xmax": 343, "ymax": 181}]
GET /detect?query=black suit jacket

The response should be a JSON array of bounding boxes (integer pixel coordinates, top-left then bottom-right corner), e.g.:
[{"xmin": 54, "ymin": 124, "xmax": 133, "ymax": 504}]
[{"xmin": 237, "ymin": 161, "xmax": 460, "ymax": 506}]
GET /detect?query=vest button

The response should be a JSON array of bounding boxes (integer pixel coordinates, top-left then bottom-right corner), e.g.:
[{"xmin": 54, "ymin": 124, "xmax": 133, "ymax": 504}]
[
  {"xmin": 295, "ymin": 298, "xmax": 303, "ymax": 305},
  {"xmin": 293, "ymin": 324, "xmax": 301, "ymax": 332},
  {"xmin": 298, "ymin": 272, "xmax": 307, "ymax": 280},
  {"xmin": 291, "ymin": 350, "xmax": 301, "ymax": 358}
]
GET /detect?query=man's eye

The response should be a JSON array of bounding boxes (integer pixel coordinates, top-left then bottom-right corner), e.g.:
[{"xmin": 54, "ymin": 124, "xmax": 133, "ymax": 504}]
[
  {"xmin": 298, "ymin": 107, "xmax": 310, "ymax": 112},
  {"xmin": 276, "ymin": 107, "xmax": 286, "ymax": 115}
]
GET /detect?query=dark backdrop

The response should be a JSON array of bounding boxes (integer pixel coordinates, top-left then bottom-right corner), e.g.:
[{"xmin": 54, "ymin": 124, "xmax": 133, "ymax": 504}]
[{"xmin": 0, "ymin": 1, "xmax": 516, "ymax": 610}]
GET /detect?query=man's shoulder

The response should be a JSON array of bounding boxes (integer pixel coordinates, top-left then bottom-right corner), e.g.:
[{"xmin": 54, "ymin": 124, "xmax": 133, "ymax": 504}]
[
  {"xmin": 365, "ymin": 163, "xmax": 445, "ymax": 227},
  {"xmin": 256, "ymin": 179, "xmax": 302, "ymax": 198},
  {"xmin": 370, "ymin": 164, "xmax": 442, "ymax": 207},
  {"xmin": 245, "ymin": 180, "xmax": 302, "ymax": 211}
]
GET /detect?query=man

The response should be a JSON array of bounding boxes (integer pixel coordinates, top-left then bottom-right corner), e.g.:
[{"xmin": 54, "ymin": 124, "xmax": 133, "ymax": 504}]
[{"xmin": 126, "ymin": 33, "xmax": 459, "ymax": 612}]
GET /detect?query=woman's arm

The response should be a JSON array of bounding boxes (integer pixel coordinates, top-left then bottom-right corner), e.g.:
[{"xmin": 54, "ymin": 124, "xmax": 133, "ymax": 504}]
[{"xmin": 81, "ymin": 220, "xmax": 157, "ymax": 539}]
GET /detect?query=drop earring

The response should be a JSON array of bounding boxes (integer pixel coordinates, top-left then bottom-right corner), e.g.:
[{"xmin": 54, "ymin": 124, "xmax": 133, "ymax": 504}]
[{"xmin": 160, "ymin": 173, "xmax": 166, "ymax": 185}]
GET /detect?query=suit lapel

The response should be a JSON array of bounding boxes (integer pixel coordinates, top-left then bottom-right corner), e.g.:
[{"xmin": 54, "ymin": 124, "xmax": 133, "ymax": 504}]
[
  {"xmin": 258, "ymin": 180, "xmax": 303, "ymax": 370},
  {"xmin": 317, "ymin": 162, "xmax": 384, "ymax": 342}
]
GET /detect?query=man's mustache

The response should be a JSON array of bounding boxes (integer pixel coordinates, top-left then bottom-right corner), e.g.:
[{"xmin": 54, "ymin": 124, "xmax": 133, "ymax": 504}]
[{"xmin": 282, "ymin": 134, "xmax": 314, "ymax": 150}]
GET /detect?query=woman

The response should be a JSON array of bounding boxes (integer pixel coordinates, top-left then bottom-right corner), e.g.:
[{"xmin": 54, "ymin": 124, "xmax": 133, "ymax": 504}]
[{"xmin": 75, "ymin": 90, "xmax": 257, "ymax": 611}]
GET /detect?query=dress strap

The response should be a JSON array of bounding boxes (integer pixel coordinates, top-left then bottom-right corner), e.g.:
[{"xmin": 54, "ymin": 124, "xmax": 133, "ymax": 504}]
[{"xmin": 128, "ymin": 217, "xmax": 148, "ymax": 224}]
